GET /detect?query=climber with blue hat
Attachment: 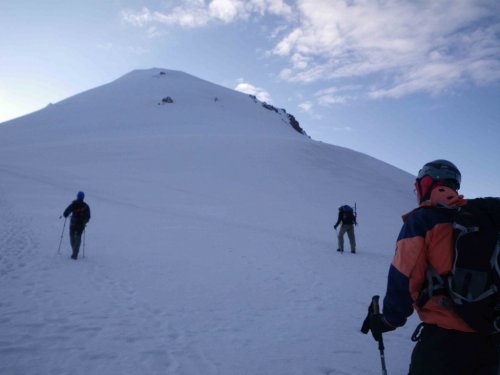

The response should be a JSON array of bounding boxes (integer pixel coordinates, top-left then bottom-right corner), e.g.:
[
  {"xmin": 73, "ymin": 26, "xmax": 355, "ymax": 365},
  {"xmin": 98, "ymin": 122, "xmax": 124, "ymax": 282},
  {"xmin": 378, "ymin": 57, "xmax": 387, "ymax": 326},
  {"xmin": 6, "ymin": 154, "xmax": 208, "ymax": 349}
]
[{"xmin": 62, "ymin": 191, "xmax": 91, "ymax": 259}]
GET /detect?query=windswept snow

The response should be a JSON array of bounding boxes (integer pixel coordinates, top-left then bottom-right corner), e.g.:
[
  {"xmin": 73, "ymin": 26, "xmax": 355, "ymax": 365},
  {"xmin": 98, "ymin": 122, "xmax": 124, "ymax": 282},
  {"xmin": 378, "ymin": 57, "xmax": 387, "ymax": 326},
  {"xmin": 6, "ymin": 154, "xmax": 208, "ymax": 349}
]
[{"xmin": 0, "ymin": 68, "xmax": 418, "ymax": 374}]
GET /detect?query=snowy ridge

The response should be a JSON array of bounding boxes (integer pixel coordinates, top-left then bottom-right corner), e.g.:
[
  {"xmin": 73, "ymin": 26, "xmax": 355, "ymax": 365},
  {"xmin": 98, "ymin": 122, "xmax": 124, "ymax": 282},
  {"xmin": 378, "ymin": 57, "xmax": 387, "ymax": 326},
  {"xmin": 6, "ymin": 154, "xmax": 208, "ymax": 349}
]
[
  {"xmin": 0, "ymin": 68, "xmax": 418, "ymax": 374},
  {"xmin": 0, "ymin": 68, "xmax": 304, "ymax": 141}
]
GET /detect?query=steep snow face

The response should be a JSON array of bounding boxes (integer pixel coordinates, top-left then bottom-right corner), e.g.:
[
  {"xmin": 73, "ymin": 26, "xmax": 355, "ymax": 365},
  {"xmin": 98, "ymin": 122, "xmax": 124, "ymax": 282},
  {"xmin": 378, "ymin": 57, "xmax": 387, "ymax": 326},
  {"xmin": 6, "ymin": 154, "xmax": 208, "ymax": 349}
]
[
  {"xmin": 0, "ymin": 68, "xmax": 304, "ymax": 143},
  {"xmin": 0, "ymin": 68, "xmax": 418, "ymax": 375}
]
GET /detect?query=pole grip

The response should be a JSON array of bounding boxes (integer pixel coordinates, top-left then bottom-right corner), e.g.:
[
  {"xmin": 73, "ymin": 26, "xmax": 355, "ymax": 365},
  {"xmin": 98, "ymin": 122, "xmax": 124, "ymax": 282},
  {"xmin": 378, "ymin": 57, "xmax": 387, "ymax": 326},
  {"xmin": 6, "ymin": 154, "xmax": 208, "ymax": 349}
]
[{"xmin": 371, "ymin": 295, "xmax": 388, "ymax": 374}]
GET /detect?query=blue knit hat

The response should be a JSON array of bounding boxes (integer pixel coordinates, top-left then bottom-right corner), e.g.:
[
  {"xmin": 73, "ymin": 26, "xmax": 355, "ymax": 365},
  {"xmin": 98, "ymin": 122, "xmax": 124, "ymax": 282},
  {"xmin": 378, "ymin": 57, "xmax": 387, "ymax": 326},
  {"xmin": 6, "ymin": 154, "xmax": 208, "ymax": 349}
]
[{"xmin": 77, "ymin": 191, "xmax": 85, "ymax": 200}]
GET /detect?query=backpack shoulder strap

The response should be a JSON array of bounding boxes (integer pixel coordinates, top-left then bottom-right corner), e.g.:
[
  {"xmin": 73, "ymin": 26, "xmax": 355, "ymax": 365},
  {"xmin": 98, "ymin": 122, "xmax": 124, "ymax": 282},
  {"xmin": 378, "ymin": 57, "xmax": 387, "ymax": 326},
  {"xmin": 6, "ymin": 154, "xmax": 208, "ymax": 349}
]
[{"xmin": 416, "ymin": 265, "xmax": 447, "ymax": 309}]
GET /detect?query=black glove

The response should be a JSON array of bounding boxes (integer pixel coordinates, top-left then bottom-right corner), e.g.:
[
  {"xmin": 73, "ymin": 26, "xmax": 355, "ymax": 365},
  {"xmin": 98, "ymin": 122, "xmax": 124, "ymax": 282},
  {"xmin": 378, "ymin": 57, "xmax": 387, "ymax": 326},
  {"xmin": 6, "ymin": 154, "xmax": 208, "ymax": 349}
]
[
  {"xmin": 361, "ymin": 297, "xmax": 395, "ymax": 342},
  {"xmin": 369, "ymin": 313, "xmax": 394, "ymax": 341},
  {"xmin": 334, "ymin": 225, "xmax": 338, "ymax": 230}
]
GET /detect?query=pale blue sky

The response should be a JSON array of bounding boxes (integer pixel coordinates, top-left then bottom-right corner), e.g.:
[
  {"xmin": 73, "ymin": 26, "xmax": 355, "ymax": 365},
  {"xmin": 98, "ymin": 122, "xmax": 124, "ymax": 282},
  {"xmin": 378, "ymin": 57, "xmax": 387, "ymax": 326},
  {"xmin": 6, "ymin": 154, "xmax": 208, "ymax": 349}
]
[{"xmin": 1, "ymin": 0, "xmax": 499, "ymax": 197}]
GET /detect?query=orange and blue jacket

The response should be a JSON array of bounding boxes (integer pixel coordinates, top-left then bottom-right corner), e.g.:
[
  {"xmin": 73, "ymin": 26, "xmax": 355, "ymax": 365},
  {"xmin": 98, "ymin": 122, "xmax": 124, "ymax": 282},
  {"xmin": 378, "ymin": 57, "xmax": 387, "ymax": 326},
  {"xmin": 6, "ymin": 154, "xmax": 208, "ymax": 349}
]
[{"xmin": 382, "ymin": 195, "xmax": 500, "ymax": 332}]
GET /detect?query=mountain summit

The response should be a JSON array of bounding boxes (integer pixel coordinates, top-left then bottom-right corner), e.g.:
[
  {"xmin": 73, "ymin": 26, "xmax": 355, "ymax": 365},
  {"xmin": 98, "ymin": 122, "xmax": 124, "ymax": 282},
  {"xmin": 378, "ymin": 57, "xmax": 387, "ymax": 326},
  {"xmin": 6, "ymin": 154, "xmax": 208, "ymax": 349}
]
[{"xmin": 2, "ymin": 68, "xmax": 305, "ymax": 137}]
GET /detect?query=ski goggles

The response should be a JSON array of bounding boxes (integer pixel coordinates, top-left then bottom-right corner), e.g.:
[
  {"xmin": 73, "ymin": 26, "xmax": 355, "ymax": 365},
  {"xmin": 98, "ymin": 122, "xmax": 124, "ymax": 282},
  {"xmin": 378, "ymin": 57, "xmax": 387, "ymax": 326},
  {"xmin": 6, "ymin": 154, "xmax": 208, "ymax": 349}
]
[{"xmin": 415, "ymin": 176, "xmax": 460, "ymax": 203}]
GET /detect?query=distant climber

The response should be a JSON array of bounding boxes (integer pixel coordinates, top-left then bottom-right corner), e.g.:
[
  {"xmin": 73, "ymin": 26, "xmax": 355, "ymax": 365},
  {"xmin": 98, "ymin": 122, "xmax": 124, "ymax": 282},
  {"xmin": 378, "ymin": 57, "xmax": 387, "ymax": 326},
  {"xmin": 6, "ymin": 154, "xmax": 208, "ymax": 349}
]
[
  {"xmin": 334, "ymin": 205, "xmax": 357, "ymax": 253},
  {"xmin": 62, "ymin": 191, "xmax": 91, "ymax": 259}
]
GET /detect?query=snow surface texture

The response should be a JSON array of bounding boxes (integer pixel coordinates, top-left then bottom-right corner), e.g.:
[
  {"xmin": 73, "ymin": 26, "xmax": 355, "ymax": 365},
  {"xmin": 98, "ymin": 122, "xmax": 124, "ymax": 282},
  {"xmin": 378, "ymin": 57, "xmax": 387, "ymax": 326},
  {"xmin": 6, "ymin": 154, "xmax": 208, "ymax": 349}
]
[{"xmin": 0, "ymin": 68, "xmax": 418, "ymax": 375}]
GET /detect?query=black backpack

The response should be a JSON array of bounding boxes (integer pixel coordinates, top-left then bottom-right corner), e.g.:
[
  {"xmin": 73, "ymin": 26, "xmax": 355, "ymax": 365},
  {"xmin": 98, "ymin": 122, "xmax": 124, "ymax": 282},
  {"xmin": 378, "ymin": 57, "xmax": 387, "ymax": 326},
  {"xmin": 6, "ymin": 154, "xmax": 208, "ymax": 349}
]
[
  {"xmin": 342, "ymin": 205, "xmax": 355, "ymax": 225},
  {"xmin": 419, "ymin": 203, "xmax": 500, "ymax": 334},
  {"xmin": 448, "ymin": 204, "xmax": 500, "ymax": 334},
  {"xmin": 71, "ymin": 202, "xmax": 89, "ymax": 226}
]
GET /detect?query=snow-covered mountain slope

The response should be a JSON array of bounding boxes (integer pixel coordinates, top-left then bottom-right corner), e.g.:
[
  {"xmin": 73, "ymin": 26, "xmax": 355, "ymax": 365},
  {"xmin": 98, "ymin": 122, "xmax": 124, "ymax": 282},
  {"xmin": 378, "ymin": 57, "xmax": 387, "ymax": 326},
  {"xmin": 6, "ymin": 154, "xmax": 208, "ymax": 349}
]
[
  {"xmin": 0, "ymin": 68, "xmax": 304, "ymax": 142},
  {"xmin": 0, "ymin": 68, "xmax": 418, "ymax": 374}
]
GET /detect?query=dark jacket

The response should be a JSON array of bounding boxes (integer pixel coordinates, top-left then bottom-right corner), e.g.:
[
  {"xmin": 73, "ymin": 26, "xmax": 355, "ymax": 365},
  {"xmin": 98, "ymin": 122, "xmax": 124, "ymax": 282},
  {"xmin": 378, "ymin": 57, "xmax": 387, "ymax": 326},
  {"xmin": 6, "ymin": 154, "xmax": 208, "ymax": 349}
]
[
  {"xmin": 334, "ymin": 208, "xmax": 357, "ymax": 227},
  {"xmin": 63, "ymin": 200, "xmax": 91, "ymax": 232}
]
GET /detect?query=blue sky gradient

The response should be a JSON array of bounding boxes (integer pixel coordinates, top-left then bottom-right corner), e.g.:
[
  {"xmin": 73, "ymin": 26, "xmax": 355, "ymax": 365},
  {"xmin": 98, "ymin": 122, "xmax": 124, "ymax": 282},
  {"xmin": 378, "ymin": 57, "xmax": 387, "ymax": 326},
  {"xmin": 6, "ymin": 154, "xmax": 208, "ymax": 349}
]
[{"xmin": 1, "ymin": 0, "xmax": 499, "ymax": 197}]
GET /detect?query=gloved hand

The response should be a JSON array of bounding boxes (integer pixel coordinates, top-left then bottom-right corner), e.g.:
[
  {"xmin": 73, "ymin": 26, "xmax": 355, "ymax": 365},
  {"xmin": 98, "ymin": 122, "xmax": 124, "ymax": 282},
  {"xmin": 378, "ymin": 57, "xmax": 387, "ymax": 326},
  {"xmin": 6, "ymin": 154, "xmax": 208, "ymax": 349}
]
[
  {"xmin": 369, "ymin": 313, "xmax": 394, "ymax": 341},
  {"xmin": 361, "ymin": 299, "xmax": 395, "ymax": 342},
  {"xmin": 334, "ymin": 225, "xmax": 338, "ymax": 230}
]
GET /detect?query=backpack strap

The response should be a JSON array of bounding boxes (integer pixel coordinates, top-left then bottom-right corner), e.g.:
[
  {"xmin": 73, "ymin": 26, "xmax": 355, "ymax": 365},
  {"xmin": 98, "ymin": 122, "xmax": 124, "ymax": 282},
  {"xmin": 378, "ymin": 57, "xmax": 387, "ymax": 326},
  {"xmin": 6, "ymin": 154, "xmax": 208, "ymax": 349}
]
[
  {"xmin": 492, "ymin": 234, "xmax": 500, "ymax": 276},
  {"xmin": 448, "ymin": 222, "xmax": 500, "ymax": 305},
  {"xmin": 416, "ymin": 265, "xmax": 447, "ymax": 309},
  {"xmin": 453, "ymin": 222, "xmax": 479, "ymax": 235},
  {"xmin": 447, "ymin": 278, "xmax": 498, "ymax": 305}
]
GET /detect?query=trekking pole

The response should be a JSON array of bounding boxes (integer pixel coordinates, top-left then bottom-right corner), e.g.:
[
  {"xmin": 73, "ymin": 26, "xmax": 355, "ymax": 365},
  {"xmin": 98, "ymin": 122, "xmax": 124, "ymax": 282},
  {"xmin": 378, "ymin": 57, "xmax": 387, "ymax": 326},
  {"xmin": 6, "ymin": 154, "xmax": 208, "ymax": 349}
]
[
  {"xmin": 372, "ymin": 295, "xmax": 388, "ymax": 375},
  {"xmin": 57, "ymin": 217, "xmax": 67, "ymax": 254}
]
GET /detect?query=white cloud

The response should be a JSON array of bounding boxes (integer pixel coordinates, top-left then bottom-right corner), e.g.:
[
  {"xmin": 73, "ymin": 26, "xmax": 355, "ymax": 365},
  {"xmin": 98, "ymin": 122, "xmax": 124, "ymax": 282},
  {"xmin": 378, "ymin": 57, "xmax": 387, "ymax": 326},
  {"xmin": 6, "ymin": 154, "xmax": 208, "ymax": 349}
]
[
  {"xmin": 298, "ymin": 101, "xmax": 312, "ymax": 112},
  {"xmin": 121, "ymin": 0, "xmax": 500, "ymax": 99},
  {"xmin": 273, "ymin": 0, "xmax": 500, "ymax": 97},
  {"xmin": 369, "ymin": 62, "xmax": 464, "ymax": 99},
  {"xmin": 312, "ymin": 85, "xmax": 360, "ymax": 107},
  {"xmin": 121, "ymin": 4, "xmax": 212, "ymax": 28},
  {"xmin": 121, "ymin": 0, "xmax": 293, "ymax": 29},
  {"xmin": 290, "ymin": 53, "xmax": 309, "ymax": 69},
  {"xmin": 267, "ymin": 0, "xmax": 293, "ymax": 17},
  {"xmin": 209, "ymin": 0, "xmax": 243, "ymax": 23},
  {"xmin": 273, "ymin": 28, "xmax": 303, "ymax": 56},
  {"xmin": 234, "ymin": 82, "xmax": 272, "ymax": 103},
  {"xmin": 121, "ymin": 7, "xmax": 153, "ymax": 27},
  {"xmin": 298, "ymin": 99, "xmax": 325, "ymax": 120},
  {"xmin": 146, "ymin": 26, "xmax": 163, "ymax": 38},
  {"xmin": 317, "ymin": 94, "xmax": 346, "ymax": 106}
]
